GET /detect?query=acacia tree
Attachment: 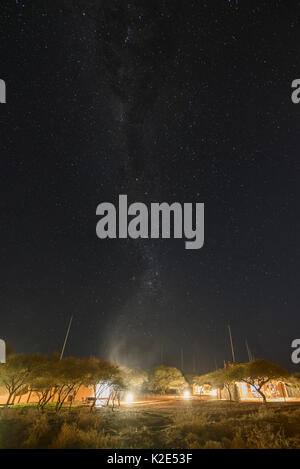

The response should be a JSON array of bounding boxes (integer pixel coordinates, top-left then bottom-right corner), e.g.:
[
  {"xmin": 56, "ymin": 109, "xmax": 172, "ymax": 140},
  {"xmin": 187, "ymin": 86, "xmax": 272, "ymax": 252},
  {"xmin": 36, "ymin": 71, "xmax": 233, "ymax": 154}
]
[
  {"xmin": 212, "ymin": 368, "xmax": 238, "ymax": 401},
  {"xmin": 190, "ymin": 370, "xmax": 223, "ymax": 395},
  {"xmin": 228, "ymin": 360, "xmax": 289, "ymax": 404},
  {"xmin": 54, "ymin": 357, "xmax": 90, "ymax": 411},
  {"xmin": 0, "ymin": 354, "xmax": 42, "ymax": 405},
  {"xmin": 83, "ymin": 358, "xmax": 121, "ymax": 411},
  {"xmin": 120, "ymin": 366, "xmax": 148, "ymax": 393},
  {"xmin": 289, "ymin": 373, "xmax": 300, "ymax": 387},
  {"xmin": 286, "ymin": 373, "xmax": 300, "ymax": 398},
  {"xmin": 29, "ymin": 356, "xmax": 60, "ymax": 411},
  {"xmin": 29, "ymin": 356, "xmax": 103, "ymax": 411},
  {"xmin": 147, "ymin": 366, "xmax": 187, "ymax": 394}
]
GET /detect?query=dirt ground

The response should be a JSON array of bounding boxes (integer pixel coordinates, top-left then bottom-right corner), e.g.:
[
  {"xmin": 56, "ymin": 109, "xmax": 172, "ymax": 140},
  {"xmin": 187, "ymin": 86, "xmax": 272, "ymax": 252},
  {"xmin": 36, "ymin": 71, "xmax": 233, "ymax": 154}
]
[{"xmin": 1, "ymin": 397, "xmax": 300, "ymax": 449}]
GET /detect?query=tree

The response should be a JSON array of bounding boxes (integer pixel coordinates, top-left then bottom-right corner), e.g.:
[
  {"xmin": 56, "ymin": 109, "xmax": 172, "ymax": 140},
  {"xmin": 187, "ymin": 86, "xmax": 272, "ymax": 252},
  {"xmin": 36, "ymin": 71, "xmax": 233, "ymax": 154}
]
[
  {"xmin": 120, "ymin": 366, "xmax": 148, "ymax": 392},
  {"xmin": 53, "ymin": 357, "xmax": 91, "ymax": 411},
  {"xmin": 83, "ymin": 358, "xmax": 121, "ymax": 411},
  {"xmin": 227, "ymin": 360, "xmax": 289, "ymax": 404},
  {"xmin": 191, "ymin": 370, "xmax": 225, "ymax": 399},
  {"xmin": 286, "ymin": 373, "xmax": 300, "ymax": 398},
  {"xmin": 203, "ymin": 368, "xmax": 237, "ymax": 401},
  {"xmin": 0, "ymin": 354, "xmax": 42, "ymax": 405},
  {"xmin": 147, "ymin": 366, "xmax": 187, "ymax": 394},
  {"xmin": 289, "ymin": 373, "xmax": 300, "ymax": 386},
  {"xmin": 29, "ymin": 355, "xmax": 60, "ymax": 411}
]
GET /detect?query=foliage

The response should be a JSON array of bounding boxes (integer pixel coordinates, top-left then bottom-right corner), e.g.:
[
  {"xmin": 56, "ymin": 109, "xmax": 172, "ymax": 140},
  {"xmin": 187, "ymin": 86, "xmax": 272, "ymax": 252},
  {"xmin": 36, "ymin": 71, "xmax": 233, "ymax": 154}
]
[
  {"xmin": 120, "ymin": 366, "xmax": 148, "ymax": 392},
  {"xmin": 0, "ymin": 354, "xmax": 121, "ymax": 411},
  {"xmin": 1, "ymin": 401, "xmax": 300, "ymax": 449},
  {"xmin": 82, "ymin": 358, "xmax": 121, "ymax": 410},
  {"xmin": 191, "ymin": 360, "xmax": 290, "ymax": 403},
  {"xmin": 224, "ymin": 360, "xmax": 289, "ymax": 403},
  {"xmin": 0, "ymin": 354, "xmax": 43, "ymax": 405},
  {"xmin": 147, "ymin": 366, "xmax": 187, "ymax": 394}
]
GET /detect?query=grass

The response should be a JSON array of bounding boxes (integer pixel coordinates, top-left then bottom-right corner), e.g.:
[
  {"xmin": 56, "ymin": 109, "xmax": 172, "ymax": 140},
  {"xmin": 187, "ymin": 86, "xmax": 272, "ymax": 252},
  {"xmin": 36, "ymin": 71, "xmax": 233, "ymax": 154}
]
[{"xmin": 0, "ymin": 400, "xmax": 300, "ymax": 449}]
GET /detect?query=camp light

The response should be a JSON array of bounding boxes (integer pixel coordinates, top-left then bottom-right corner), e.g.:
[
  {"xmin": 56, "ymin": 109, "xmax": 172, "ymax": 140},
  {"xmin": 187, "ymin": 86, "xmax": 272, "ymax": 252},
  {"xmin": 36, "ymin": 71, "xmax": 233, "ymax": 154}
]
[{"xmin": 125, "ymin": 393, "xmax": 134, "ymax": 404}]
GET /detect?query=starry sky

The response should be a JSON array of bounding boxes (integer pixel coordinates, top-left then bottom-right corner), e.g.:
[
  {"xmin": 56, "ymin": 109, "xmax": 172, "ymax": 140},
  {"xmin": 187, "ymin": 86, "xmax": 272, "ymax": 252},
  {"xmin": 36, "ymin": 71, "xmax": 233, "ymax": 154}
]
[{"xmin": 0, "ymin": 1, "xmax": 299, "ymax": 373}]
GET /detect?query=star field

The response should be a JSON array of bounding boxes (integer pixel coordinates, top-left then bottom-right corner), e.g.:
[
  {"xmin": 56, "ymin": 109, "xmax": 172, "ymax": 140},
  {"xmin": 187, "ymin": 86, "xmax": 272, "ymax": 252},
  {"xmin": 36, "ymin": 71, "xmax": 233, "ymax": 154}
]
[{"xmin": 0, "ymin": 1, "xmax": 299, "ymax": 372}]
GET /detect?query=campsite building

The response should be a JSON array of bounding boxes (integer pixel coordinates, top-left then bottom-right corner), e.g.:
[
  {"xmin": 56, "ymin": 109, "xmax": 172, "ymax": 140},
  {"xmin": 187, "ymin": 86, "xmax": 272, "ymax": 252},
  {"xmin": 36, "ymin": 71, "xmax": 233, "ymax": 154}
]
[{"xmin": 192, "ymin": 380, "xmax": 294, "ymax": 401}]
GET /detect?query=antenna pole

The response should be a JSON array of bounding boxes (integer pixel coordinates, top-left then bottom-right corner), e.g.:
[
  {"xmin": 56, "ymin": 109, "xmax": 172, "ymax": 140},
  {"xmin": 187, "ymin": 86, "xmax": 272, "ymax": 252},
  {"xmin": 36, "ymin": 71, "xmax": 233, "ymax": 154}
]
[
  {"xmin": 60, "ymin": 315, "xmax": 73, "ymax": 360},
  {"xmin": 181, "ymin": 347, "xmax": 184, "ymax": 372},
  {"xmin": 245, "ymin": 339, "xmax": 252, "ymax": 361},
  {"xmin": 228, "ymin": 325, "xmax": 235, "ymax": 362}
]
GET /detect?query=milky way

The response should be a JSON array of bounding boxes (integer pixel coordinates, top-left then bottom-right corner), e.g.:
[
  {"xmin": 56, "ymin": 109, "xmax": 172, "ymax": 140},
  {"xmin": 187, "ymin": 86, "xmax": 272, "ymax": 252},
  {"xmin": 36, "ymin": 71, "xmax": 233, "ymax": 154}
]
[{"xmin": 0, "ymin": 1, "xmax": 299, "ymax": 372}]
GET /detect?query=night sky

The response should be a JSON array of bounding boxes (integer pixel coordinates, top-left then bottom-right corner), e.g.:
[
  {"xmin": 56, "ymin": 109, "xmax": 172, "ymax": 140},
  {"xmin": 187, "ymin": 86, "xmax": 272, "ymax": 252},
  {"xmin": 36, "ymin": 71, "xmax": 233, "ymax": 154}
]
[{"xmin": 0, "ymin": 1, "xmax": 299, "ymax": 373}]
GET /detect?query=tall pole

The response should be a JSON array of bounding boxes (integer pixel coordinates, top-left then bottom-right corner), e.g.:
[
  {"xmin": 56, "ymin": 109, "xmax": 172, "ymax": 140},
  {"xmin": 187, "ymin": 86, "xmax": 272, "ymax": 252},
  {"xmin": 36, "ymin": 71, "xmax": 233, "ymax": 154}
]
[
  {"xmin": 228, "ymin": 325, "xmax": 235, "ymax": 362},
  {"xmin": 196, "ymin": 347, "xmax": 199, "ymax": 374},
  {"xmin": 181, "ymin": 347, "xmax": 184, "ymax": 372},
  {"xmin": 160, "ymin": 343, "xmax": 164, "ymax": 365},
  {"xmin": 245, "ymin": 339, "xmax": 252, "ymax": 361},
  {"xmin": 60, "ymin": 315, "xmax": 73, "ymax": 360}
]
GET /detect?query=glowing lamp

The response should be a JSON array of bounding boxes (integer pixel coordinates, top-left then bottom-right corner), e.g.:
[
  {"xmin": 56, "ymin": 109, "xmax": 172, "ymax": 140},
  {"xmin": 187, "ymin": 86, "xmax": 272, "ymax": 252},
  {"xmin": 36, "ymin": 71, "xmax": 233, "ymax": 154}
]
[{"xmin": 125, "ymin": 393, "xmax": 134, "ymax": 404}]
